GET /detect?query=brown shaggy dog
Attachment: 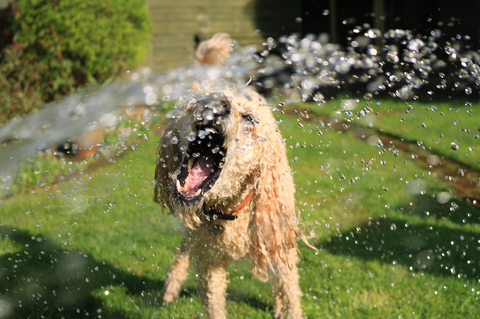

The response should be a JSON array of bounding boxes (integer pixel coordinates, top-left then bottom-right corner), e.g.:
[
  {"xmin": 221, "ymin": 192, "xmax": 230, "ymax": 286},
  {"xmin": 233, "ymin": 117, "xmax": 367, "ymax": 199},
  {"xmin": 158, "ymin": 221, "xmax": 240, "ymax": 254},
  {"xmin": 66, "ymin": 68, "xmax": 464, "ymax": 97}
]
[{"xmin": 153, "ymin": 34, "xmax": 313, "ymax": 319}]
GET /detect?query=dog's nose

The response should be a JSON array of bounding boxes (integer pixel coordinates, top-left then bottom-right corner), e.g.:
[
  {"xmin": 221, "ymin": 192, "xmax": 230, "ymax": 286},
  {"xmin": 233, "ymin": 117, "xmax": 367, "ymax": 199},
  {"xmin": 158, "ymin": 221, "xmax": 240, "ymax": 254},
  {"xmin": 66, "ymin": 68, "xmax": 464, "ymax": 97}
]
[{"xmin": 194, "ymin": 93, "xmax": 231, "ymax": 125}]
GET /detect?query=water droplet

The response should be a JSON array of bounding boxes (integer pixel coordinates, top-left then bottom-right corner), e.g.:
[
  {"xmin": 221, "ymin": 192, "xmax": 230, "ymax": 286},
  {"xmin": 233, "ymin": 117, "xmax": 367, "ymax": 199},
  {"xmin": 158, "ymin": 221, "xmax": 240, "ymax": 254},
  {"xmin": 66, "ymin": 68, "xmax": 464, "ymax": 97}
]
[
  {"xmin": 145, "ymin": 92, "xmax": 158, "ymax": 105},
  {"xmin": 450, "ymin": 142, "xmax": 459, "ymax": 150},
  {"xmin": 407, "ymin": 38, "xmax": 425, "ymax": 51},
  {"xmin": 426, "ymin": 154, "xmax": 439, "ymax": 166},
  {"xmin": 71, "ymin": 195, "xmax": 88, "ymax": 213},
  {"xmin": 367, "ymin": 135, "xmax": 383, "ymax": 147},
  {"xmin": 437, "ymin": 191, "xmax": 451, "ymax": 204},
  {"xmin": 390, "ymin": 223, "xmax": 397, "ymax": 231},
  {"xmin": 313, "ymin": 93, "xmax": 325, "ymax": 103},
  {"xmin": 414, "ymin": 250, "xmax": 435, "ymax": 269},
  {"xmin": 187, "ymin": 132, "xmax": 196, "ymax": 142}
]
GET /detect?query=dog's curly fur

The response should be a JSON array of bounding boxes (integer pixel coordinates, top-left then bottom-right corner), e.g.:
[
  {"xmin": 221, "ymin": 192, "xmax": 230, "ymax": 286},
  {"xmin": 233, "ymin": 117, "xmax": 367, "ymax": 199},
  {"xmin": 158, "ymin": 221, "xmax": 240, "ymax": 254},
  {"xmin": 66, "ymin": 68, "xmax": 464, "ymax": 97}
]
[
  {"xmin": 153, "ymin": 34, "xmax": 313, "ymax": 319},
  {"xmin": 195, "ymin": 33, "xmax": 233, "ymax": 66}
]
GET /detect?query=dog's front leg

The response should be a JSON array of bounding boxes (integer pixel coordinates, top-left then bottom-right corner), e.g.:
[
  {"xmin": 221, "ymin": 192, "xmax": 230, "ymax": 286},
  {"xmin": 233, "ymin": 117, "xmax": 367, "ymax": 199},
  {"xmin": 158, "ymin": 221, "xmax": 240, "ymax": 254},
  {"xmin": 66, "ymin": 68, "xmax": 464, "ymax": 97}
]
[
  {"xmin": 272, "ymin": 248, "xmax": 303, "ymax": 319},
  {"xmin": 163, "ymin": 238, "xmax": 190, "ymax": 305},
  {"xmin": 197, "ymin": 260, "xmax": 228, "ymax": 319}
]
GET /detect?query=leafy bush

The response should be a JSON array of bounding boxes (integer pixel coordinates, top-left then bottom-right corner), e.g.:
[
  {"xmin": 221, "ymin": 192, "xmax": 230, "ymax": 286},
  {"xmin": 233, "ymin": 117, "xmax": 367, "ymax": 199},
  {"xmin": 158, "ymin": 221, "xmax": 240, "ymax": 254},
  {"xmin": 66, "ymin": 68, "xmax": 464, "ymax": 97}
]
[
  {"xmin": 0, "ymin": 42, "xmax": 46, "ymax": 124},
  {"xmin": 0, "ymin": 0, "xmax": 151, "ymax": 123}
]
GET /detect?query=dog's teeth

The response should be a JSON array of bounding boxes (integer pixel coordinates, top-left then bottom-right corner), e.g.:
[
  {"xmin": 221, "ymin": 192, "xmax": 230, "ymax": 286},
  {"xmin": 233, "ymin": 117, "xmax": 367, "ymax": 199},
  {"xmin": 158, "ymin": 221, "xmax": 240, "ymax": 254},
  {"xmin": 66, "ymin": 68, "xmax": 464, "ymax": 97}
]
[
  {"xmin": 188, "ymin": 158, "xmax": 195, "ymax": 170},
  {"xmin": 194, "ymin": 189, "xmax": 201, "ymax": 196},
  {"xmin": 176, "ymin": 180, "xmax": 181, "ymax": 190}
]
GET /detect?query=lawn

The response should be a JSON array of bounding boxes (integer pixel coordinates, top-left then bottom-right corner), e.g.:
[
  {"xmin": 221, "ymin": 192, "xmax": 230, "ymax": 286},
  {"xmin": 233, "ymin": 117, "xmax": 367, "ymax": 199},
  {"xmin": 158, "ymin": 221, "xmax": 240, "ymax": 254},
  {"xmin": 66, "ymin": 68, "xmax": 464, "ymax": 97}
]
[
  {"xmin": 0, "ymin": 97, "xmax": 479, "ymax": 318},
  {"xmin": 292, "ymin": 97, "xmax": 480, "ymax": 170}
]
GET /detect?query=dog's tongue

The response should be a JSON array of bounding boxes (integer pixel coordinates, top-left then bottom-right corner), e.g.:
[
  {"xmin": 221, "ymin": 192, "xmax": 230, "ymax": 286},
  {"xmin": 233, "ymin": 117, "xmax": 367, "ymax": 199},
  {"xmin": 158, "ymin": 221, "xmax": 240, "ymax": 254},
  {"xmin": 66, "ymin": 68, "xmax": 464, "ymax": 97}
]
[{"xmin": 178, "ymin": 157, "xmax": 213, "ymax": 197}]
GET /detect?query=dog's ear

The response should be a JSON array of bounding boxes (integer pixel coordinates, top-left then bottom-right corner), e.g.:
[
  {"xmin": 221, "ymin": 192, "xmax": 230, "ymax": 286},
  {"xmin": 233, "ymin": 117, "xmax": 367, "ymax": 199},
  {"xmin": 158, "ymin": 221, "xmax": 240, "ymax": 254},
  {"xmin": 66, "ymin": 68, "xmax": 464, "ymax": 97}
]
[
  {"xmin": 248, "ymin": 135, "xmax": 308, "ymax": 282},
  {"xmin": 154, "ymin": 127, "xmax": 182, "ymax": 209}
]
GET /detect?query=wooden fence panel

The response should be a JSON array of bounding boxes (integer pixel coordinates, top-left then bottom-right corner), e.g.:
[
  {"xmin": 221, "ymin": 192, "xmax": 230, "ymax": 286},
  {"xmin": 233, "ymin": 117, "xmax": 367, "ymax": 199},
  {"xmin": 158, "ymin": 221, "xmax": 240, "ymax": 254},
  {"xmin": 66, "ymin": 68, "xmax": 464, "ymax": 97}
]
[{"xmin": 146, "ymin": 0, "xmax": 301, "ymax": 71}]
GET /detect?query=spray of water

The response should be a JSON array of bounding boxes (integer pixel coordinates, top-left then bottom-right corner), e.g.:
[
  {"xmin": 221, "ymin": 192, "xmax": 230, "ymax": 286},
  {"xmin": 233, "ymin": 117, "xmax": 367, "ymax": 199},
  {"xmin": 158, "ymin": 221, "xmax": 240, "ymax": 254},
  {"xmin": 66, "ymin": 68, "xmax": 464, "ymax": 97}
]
[{"xmin": 0, "ymin": 28, "xmax": 478, "ymax": 180}]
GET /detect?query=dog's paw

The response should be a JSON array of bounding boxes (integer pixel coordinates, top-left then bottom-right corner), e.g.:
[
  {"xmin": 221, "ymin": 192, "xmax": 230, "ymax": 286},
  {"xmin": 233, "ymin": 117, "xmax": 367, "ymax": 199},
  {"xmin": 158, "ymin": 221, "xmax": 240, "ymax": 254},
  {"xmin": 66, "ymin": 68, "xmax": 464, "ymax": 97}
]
[{"xmin": 163, "ymin": 278, "xmax": 182, "ymax": 305}]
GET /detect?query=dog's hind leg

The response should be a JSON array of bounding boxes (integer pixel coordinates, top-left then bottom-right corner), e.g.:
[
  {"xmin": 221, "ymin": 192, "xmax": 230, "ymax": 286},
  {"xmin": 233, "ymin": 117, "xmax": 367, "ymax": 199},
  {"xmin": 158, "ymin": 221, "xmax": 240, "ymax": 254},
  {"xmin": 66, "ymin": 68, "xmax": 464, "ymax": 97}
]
[
  {"xmin": 272, "ymin": 249, "xmax": 303, "ymax": 319},
  {"xmin": 197, "ymin": 260, "xmax": 228, "ymax": 319},
  {"xmin": 163, "ymin": 238, "xmax": 190, "ymax": 305}
]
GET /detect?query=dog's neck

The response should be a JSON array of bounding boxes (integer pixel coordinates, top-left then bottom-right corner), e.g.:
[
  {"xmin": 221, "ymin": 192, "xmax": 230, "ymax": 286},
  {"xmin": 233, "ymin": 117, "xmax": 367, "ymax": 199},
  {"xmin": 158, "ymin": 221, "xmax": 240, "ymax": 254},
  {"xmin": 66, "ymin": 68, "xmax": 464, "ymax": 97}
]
[{"xmin": 203, "ymin": 190, "xmax": 254, "ymax": 221}]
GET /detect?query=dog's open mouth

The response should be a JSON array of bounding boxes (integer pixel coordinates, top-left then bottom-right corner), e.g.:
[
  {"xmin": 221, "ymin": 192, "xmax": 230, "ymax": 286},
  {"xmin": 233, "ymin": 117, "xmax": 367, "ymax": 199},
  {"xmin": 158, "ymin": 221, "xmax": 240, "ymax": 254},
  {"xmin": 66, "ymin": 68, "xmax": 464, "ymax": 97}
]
[
  {"xmin": 174, "ymin": 94, "xmax": 230, "ymax": 202},
  {"xmin": 174, "ymin": 132, "xmax": 226, "ymax": 200}
]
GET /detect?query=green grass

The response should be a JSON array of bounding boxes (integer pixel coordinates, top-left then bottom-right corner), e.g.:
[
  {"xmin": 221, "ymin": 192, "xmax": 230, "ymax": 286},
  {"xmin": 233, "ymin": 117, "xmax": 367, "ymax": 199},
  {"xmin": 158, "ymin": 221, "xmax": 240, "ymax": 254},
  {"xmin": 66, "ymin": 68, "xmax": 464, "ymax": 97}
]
[
  {"xmin": 0, "ymin": 99, "xmax": 479, "ymax": 318},
  {"xmin": 292, "ymin": 97, "xmax": 480, "ymax": 170}
]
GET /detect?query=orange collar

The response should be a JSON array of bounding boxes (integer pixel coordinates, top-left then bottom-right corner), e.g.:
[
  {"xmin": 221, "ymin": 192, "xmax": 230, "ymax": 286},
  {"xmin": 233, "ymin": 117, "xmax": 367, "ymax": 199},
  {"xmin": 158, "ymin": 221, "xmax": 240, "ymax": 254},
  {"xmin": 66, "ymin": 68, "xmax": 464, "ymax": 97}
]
[
  {"xmin": 204, "ymin": 190, "xmax": 254, "ymax": 221},
  {"xmin": 228, "ymin": 190, "xmax": 254, "ymax": 216}
]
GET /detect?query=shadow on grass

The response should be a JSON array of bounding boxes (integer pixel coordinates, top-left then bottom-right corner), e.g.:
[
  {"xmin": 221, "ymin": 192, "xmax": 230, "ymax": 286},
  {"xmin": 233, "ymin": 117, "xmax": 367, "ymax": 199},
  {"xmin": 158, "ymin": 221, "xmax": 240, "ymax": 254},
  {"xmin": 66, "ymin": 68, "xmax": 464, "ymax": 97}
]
[
  {"xmin": 316, "ymin": 198, "xmax": 479, "ymax": 279},
  {"xmin": 0, "ymin": 226, "xmax": 174, "ymax": 319},
  {"xmin": 0, "ymin": 226, "xmax": 272, "ymax": 318},
  {"xmin": 398, "ymin": 194, "xmax": 480, "ymax": 226},
  {"xmin": 227, "ymin": 289, "xmax": 271, "ymax": 312}
]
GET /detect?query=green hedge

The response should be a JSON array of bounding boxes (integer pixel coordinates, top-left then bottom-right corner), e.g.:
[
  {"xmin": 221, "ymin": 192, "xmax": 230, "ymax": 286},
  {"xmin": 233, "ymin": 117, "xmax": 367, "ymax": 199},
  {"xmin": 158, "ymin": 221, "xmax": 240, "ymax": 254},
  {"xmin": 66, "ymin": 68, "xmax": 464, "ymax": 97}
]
[
  {"xmin": 0, "ymin": 0, "xmax": 151, "ymax": 123},
  {"xmin": 0, "ymin": 43, "xmax": 46, "ymax": 124}
]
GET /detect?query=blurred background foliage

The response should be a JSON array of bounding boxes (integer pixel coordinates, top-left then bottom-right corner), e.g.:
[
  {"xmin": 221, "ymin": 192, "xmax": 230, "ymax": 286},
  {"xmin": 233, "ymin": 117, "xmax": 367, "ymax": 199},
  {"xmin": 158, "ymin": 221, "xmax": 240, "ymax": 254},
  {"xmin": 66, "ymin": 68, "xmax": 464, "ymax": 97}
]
[{"xmin": 0, "ymin": 0, "xmax": 151, "ymax": 124}]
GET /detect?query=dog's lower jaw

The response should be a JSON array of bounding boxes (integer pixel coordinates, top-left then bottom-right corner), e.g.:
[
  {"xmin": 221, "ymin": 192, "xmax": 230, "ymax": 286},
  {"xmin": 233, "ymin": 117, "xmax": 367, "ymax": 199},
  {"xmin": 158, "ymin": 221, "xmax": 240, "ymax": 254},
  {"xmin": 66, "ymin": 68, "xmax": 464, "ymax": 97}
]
[
  {"xmin": 170, "ymin": 188, "xmax": 203, "ymax": 210},
  {"xmin": 168, "ymin": 192, "xmax": 203, "ymax": 229}
]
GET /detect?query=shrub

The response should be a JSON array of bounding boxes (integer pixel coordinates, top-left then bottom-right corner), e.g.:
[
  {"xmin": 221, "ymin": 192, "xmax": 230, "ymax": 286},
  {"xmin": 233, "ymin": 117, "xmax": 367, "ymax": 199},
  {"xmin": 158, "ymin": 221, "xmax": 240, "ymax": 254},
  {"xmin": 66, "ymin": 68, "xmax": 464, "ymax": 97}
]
[
  {"xmin": 0, "ymin": 0, "xmax": 151, "ymax": 123},
  {"xmin": 0, "ymin": 42, "xmax": 46, "ymax": 124}
]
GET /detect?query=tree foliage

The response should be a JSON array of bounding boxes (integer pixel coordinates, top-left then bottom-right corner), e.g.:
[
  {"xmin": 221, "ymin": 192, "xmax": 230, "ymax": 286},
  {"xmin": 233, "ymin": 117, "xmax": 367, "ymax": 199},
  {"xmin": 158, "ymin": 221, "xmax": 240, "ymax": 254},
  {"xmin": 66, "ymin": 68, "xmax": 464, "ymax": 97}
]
[{"xmin": 0, "ymin": 0, "xmax": 151, "ymax": 123}]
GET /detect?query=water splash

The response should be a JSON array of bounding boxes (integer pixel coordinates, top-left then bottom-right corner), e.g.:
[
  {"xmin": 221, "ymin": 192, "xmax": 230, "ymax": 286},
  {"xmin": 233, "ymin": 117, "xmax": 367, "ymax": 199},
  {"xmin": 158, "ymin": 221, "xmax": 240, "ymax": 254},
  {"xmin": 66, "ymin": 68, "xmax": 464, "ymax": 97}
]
[{"xmin": 1, "ymin": 28, "xmax": 479, "ymax": 178}]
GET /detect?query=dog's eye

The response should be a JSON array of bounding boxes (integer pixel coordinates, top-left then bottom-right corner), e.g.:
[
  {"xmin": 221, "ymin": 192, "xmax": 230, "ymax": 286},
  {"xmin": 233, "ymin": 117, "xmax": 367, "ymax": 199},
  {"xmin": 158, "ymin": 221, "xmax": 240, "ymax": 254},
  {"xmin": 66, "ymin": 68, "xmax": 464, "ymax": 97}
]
[{"xmin": 242, "ymin": 114, "xmax": 259, "ymax": 125}]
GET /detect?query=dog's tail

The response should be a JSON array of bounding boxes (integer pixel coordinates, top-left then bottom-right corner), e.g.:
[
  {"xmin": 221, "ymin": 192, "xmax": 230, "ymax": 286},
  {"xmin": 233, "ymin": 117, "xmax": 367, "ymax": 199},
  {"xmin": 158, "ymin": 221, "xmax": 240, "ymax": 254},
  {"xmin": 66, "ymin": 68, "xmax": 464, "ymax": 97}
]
[{"xmin": 195, "ymin": 33, "xmax": 233, "ymax": 66}]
